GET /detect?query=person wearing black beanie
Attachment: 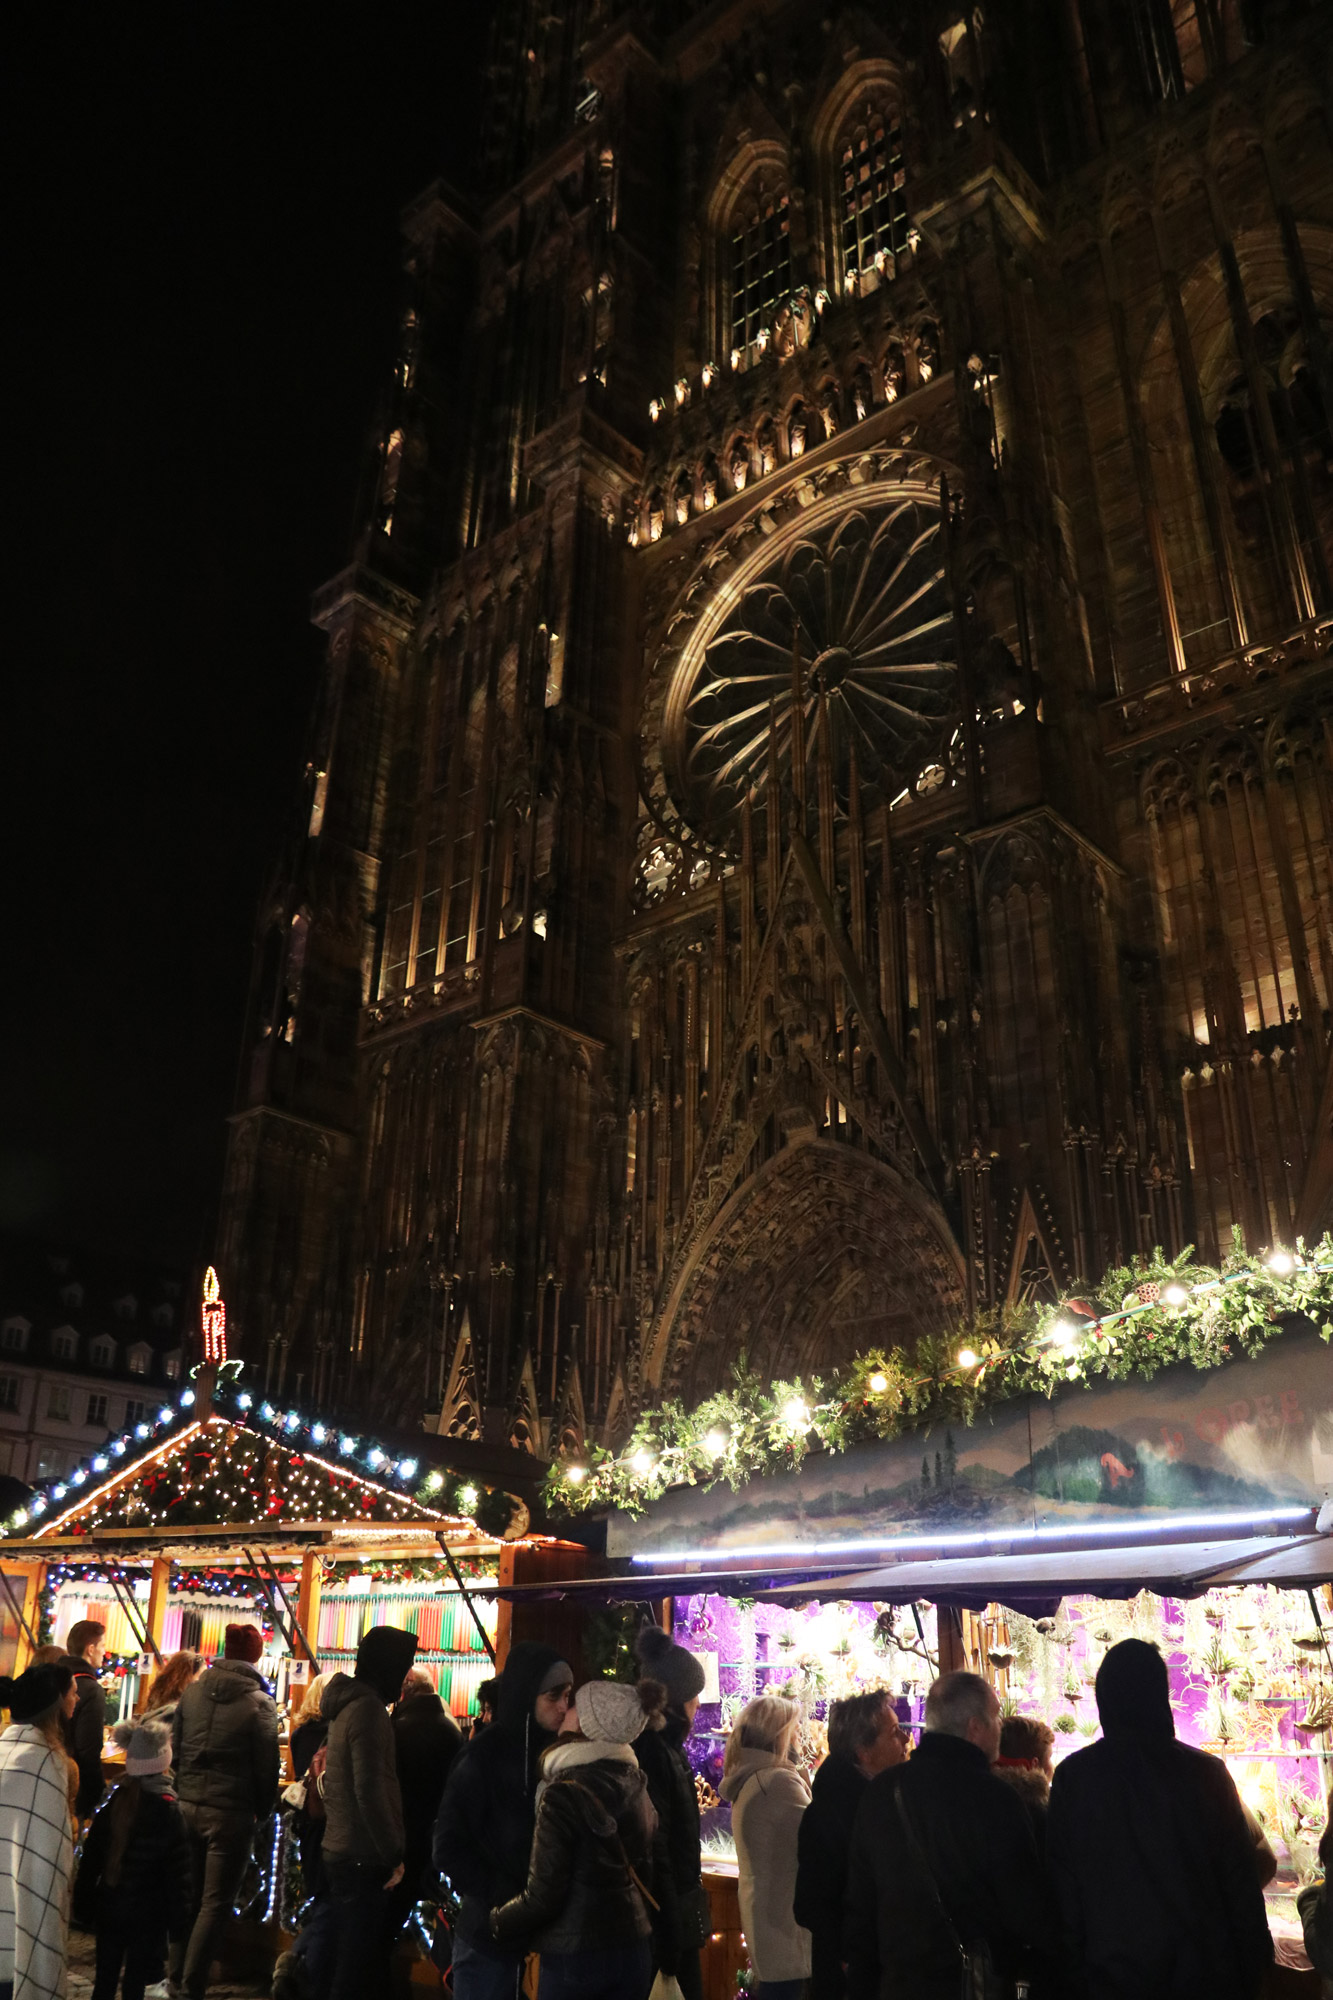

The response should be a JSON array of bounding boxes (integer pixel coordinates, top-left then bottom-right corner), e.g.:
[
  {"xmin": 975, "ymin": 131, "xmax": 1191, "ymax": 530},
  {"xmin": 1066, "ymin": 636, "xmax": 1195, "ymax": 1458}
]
[
  {"xmin": 318, "ymin": 1624, "xmax": 419, "ymax": 2000},
  {"xmin": 1047, "ymin": 1637, "xmax": 1273, "ymax": 1998},
  {"xmin": 634, "ymin": 1625, "xmax": 708, "ymax": 2000}
]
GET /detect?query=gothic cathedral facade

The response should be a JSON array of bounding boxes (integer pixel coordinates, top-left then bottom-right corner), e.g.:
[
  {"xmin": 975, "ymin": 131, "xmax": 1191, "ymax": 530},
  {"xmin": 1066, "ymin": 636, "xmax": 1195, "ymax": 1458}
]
[{"xmin": 217, "ymin": 0, "xmax": 1333, "ymax": 1458}]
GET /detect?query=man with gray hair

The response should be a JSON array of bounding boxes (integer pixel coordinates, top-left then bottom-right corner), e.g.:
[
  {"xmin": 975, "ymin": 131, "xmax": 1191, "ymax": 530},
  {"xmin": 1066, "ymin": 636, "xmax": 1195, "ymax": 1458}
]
[{"xmin": 843, "ymin": 1670, "xmax": 1055, "ymax": 1998}]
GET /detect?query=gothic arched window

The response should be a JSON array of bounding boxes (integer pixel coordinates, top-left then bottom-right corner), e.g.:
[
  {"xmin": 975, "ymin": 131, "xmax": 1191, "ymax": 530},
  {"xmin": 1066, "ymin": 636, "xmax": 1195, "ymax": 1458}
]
[
  {"xmin": 837, "ymin": 103, "xmax": 908, "ymax": 288},
  {"xmin": 729, "ymin": 179, "xmax": 793, "ymax": 361}
]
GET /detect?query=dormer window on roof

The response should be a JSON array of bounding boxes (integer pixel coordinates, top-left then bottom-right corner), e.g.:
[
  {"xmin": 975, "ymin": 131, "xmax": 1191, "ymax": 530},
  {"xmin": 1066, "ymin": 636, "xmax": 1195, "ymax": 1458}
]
[
  {"xmin": 51, "ymin": 1326, "xmax": 77, "ymax": 1362},
  {"xmin": 163, "ymin": 1351, "xmax": 181, "ymax": 1381},
  {"xmin": 127, "ymin": 1342, "xmax": 152, "ymax": 1377},
  {"xmin": 113, "ymin": 1294, "xmax": 138, "ymax": 1322},
  {"xmin": 90, "ymin": 1336, "xmax": 116, "ymax": 1369},
  {"xmin": 1, "ymin": 1318, "xmax": 30, "ymax": 1354},
  {"xmin": 59, "ymin": 1282, "xmax": 84, "ymax": 1310}
]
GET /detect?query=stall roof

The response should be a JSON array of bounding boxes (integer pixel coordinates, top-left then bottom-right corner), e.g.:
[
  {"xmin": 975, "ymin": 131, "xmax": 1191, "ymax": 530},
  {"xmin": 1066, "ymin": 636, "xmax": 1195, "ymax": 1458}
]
[{"xmin": 747, "ymin": 1529, "xmax": 1333, "ymax": 1610}]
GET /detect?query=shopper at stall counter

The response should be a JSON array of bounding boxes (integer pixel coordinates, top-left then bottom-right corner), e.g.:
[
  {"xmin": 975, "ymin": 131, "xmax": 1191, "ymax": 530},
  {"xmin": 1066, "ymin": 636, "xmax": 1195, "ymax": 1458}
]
[
  {"xmin": 795, "ymin": 1691, "xmax": 908, "ymax": 2000},
  {"xmin": 843, "ymin": 1669, "xmax": 1054, "ymax": 2000},
  {"xmin": 390, "ymin": 1664, "xmax": 463, "ymax": 1923},
  {"xmin": 0, "ymin": 1665, "xmax": 76, "ymax": 2000},
  {"xmin": 633, "ymin": 1625, "xmax": 709, "ymax": 2000},
  {"xmin": 491, "ymin": 1678, "xmax": 664, "ymax": 2000},
  {"xmin": 721, "ymin": 1694, "xmax": 813, "ymax": 2000},
  {"xmin": 73, "ymin": 1716, "xmax": 191, "ymax": 2000},
  {"xmin": 433, "ymin": 1641, "xmax": 574, "ymax": 2000},
  {"xmin": 992, "ymin": 1713, "xmax": 1055, "ymax": 1856},
  {"xmin": 172, "ymin": 1621, "xmax": 280, "ymax": 2000},
  {"xmin": 320, "ymin": 1623, "xmax": 419, "ymax": 2000},
  {"xmin": 61, "ymin": 1618, "xmax": 109, "ymax": 1819},
  {"xmin": 1047, "ymin": 1637, "xmax": 1272, "ymax": 1999}
]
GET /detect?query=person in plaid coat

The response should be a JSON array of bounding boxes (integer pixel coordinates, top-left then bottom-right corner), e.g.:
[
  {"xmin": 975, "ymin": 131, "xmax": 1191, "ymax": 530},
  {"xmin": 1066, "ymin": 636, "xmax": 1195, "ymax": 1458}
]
[{"xmin": 0, "ymin": 1665, "xmax": 76, "ymax": 2000}]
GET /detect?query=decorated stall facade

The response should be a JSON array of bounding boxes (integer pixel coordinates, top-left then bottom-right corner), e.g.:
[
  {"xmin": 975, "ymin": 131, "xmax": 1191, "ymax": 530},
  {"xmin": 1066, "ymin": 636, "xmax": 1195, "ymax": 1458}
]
[{"xmin": 532, "ymin": 1254, "xmax": 1333, "ymax": 1990}]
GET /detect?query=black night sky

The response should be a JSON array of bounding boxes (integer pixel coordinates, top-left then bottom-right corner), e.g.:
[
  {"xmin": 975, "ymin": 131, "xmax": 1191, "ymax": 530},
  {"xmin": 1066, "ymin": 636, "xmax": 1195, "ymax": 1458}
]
[{"xmin": 8, "ymin": 9, "xmax": 487, "ymax": 1269}]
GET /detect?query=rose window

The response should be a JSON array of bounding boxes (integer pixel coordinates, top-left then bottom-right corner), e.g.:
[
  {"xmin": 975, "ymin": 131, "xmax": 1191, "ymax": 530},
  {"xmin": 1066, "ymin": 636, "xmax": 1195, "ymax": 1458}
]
[{"xmin": 665, "ymin": 497, "xmax": 955, "ymax": 840}]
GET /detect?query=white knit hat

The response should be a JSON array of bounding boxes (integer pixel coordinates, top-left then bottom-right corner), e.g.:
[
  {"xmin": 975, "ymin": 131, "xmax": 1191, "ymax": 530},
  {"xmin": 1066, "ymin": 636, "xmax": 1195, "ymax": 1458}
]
[
  {"xmin": 575, "ymin": 1679, "xmax": 649, "ymax": 1745},
  {"xmin": 113, "ymin": 1717, "xmax": 172, "ymax": 1777}
]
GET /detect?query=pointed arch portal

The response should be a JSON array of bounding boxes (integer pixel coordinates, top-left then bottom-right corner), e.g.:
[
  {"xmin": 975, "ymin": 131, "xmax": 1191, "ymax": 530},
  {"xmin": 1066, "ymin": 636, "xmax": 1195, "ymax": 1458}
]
[{"xmin": 648, "ymin": 1139, "xmax": 966, "ymax": 1404}]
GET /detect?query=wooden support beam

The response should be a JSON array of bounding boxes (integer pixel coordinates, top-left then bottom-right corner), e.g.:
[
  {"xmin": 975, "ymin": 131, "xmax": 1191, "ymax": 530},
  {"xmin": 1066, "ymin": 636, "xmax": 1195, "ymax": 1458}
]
[
  {"xmin": 0, "ymin": 1561, "xmax": 46, "ymax": 1675},
  {"xmin": 136, "ymin": 1557, "xmax": 173, "ymax": 1711},
  {"xmin": 296, "ymin": 1551, "xmax": 323, "ymax": 1667}
]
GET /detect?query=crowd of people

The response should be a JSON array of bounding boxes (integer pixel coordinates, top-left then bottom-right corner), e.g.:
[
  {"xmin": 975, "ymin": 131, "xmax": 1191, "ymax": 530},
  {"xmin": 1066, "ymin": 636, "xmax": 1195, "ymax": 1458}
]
[{"xmin": 0, "ymin": 1618, "xmax": 1329, "ymax": 2000}]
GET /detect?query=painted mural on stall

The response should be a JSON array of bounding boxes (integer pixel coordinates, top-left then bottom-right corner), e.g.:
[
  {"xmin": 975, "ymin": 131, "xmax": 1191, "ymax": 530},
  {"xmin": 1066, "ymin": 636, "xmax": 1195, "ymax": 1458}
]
[{"xmin": 608, "ymin": 1326, "xmax": 1333, "ymax": 1557}]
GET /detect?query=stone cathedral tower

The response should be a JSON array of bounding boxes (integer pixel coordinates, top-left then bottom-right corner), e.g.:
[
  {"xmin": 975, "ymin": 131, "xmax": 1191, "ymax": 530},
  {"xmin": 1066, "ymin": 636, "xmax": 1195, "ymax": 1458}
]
[{"xmin": 217, "ymin": 0, "xmax": 1333, "ymax": 1457}]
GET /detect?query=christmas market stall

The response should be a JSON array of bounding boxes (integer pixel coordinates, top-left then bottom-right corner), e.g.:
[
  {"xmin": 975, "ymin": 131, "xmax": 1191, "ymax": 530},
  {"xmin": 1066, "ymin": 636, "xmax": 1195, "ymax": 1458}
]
[{"xmin": 531, "ymin": 1240, "xmax": 1333, "ymax": 1994}]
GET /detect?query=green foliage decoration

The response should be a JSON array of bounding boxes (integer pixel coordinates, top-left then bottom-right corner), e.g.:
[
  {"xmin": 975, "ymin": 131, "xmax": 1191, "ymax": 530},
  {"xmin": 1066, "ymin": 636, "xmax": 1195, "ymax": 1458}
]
[{"xmin": 547, "ymin": 1233, "xmax": 1333, "ymax": 1517}]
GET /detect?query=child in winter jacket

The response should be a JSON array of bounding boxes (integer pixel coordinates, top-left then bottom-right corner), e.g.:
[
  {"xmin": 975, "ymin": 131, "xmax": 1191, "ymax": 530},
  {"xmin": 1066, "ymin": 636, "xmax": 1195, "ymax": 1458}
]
[{"xmin": 73, "ymin": 1718, "xmax": 191, "ymax": 2000}]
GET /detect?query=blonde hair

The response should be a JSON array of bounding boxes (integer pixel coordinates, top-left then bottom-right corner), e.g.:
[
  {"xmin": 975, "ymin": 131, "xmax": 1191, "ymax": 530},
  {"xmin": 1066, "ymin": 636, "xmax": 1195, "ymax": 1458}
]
[
  {"xmin": 723, "ymin": 1694, "xmax": 802, "ymax": 1778},
  {"xmin": 296, "ymin": 1674, "xmax": 330, "ymax": 1721}
]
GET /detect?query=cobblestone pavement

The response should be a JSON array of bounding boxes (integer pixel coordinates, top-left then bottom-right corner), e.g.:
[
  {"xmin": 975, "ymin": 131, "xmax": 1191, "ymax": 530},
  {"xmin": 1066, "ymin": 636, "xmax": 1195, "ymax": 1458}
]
[{"xmin": 67, "ymin": 1928, "xmax": 267, "ymax": 2000}]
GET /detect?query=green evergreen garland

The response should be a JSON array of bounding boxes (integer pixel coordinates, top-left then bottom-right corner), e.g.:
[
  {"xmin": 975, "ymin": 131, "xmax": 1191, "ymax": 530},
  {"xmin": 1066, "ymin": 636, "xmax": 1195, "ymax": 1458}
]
[{"xmin": 548, "ymin": 1233, "xmax": 1333, "ymax": 1518}]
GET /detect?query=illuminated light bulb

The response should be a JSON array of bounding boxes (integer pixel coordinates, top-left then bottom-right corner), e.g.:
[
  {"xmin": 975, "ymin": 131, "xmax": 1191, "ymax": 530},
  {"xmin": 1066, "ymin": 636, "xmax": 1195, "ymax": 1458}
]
[
  {"xmin": 868, "ymin": 1373, "xmax": 889, "ymax": 1394},
  {"xmin": 1266, "ymin": 1249, "xmax": 1294, "ymax": 1275},
  {"xmin": 72, "ymin": 1469, "xmax": 87, "ymax": 1486},
  {"xmin": 367, "ymin": 1448, "xmax": 386, "ymax": 1469},
  {"xmin": 284, "ymin": 1413, "xmax": 300, "ymax": 1433},
  {"xmin": 704, "ymin": 1429, "xmax": 729, "ymax": 1457},
  {"xmin": 1163, "ymin": 1285, "xmax": 1188, "ymax": 1307},
  {"xmin": 135, "ymin": 1424, "xmax": 150, "ymax": 1440},
  {"xmin": 397, "ymin": 1459, "xmax": 418, "ymax": 1481},
  {"xmin": 260, "ymin": 1403, "xmax": 275, "ymax": 1422},
  {"xmin": 28, "ymin": 1498, "xmax": 46, "ymax": 1517},
  {"xmin": 92, "ymin": 1455, "xmax": 109, "ymax": 1472},
  {"xmin": 10, "ymin": 1509, "xmax": 26, "ymax": 1527},
  {"xmin": 311, "ymin": 1424, "xmax": 326, "ymax": 1444},
  {"xmin": 460, "ymin": 1485, "xmax": 479, "ymax": 1511},
  {"xmin": 1048, "ymin": 1322, "xmax": 1076, "ymax": 1349},
  {"xmin": 425, "ymin": 1471, "xmax": 444, "ymax": 1493},
  {"xmin": 566, "ymin": 1465, "xmax": 587, "ymax": 1485},
  {"xmin": 957, "ymin": 1348, "xmax": 979, "ymax": 1370},
  {"xmin": 110, "ymin": 1440, "xmax": 126, "ymax": 1457},
  {"xmin": 339, "ymin": 1436, "xmax": 357, "ymax": 1456},
  {"xmin": 52, "ymin": 1485, "xmax": 68, "ymax": 1500},
  {"xmin": 237, "ymin": 1393, "xmax": 253, "ymax": 1411},
  {"xmin": 630, "ymin": 1449, "xmax": 654, "ymax": 1474},
  {"xmin": 783, "ymin": 1398, "xmax": 811, "ymax": 1431},
  {"xmin": 179, "ymin": 1388, "xmax": 195, "ymax": 1407},
  {"xmin": 158, "ymin": 1408, "xmax": 174, "ymax": 1425}
]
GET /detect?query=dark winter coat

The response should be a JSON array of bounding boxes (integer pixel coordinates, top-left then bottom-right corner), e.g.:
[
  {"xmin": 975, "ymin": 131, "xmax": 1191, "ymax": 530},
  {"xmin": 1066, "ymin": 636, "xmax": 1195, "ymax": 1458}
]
[
  {"xmin": 843, "ymin": 1731, "xmax": 1056, "ymax": 2000},
  {"xmin": 288, "ymin": 1714, "xmax": 329, "ymax": 1895},
  {"xmin": 73, "ymin": 1778, "xmax": 191, "ymax": 1936},
  {"xmin": 1047, "ymin": 1730, "xmax": 1273, "ymax": 1999},
  {"xmin": 795, "ymin": 1751, "xmax": 869, "ymax": 2000},
  {"xmin": 491, "ymin": 1749, "xmax": 657, "ymax": 1957},
  {"xmin": 392, "ymin": 1689, "xmax": 462, "ymax": 1895},
  {"xmin": 432, "ymin": 1641, "xmax": 567, "ymax": 1952},
  {"xmin": 172, "ymin": 1658, "xmax": 280, "ymax": 1819},
  {"xmin": 321, "ymin": 1673, "xmax": 404, "ymax": 1874},
  {"xmin": 62, "ymin": 1656, "xmax": 107, "ymax": 1817},
  {"xmin": 635, "ymin": 1715, "xmax": 701, "ymax": 1977}
]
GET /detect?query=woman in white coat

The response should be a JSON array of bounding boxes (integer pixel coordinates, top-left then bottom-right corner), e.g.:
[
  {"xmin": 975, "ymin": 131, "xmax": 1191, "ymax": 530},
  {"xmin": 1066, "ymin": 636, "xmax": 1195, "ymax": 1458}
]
[
  {"xmin": 720, "ymin": 1696, "xmax": 811, "ymax": 2000},
  {"xmin": 0, "ymin": 1663, "xmax": 76, "ymax": 2000}
]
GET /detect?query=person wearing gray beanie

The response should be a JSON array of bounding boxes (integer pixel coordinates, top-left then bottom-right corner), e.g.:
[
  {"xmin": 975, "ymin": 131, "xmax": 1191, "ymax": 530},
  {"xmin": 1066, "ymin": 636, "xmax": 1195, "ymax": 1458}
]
[
  {"xmin": 635, "ymin": 1627, "xmax": 709, "ymax": 2000},
  {"xmin": 72, "ymin": 1717, "xmax": 190, "ymax": 2000},
  {"xmin": 491, "ymin": 1679, "xmax": 666, "ymax": 1996}
]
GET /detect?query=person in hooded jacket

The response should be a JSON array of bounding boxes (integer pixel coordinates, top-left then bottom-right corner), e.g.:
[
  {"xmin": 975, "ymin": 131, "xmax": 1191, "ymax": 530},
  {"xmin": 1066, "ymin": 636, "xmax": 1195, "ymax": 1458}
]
[
  {"xmin": 1047, "ymin": 1637, "xmax": 1272, "ymax": 2000},
  {"xmin": 172, "ymin": 1622, "xmax": 280, "ymax": 2000},
  {"xmin": 433, "ymin": 1642, "xmax": 574, "ymax": 2000},
  {"xmin": 721, "ymin": 1695, "xmax": 812, "ymax": 2000},
  {"xmin": 794, "ymin": 1690, "xmax": 909, "ymax": 2000},
  {"xmin": 491, "ymin": 1678, "xmax": 662, "ymax": 2000},
  {"xmin": 319, "ymin": 1623, "xmax": 419, "ymax": 2000},
  {"xmin": 73, "ymin": 1716, "xmax": 191, "ymax": 2000},
  {"xmin": 632, "ymin": 1627, "xmax": 707, "ymax": 2000}
]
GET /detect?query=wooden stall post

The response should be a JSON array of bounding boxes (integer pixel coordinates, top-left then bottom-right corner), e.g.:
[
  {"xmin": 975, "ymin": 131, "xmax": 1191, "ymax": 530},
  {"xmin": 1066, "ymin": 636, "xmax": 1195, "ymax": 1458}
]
[
  {"xmin": 290, "ymin": 1551, "xmax": 323, "ymax": 1719},
  {"xmin": 135, "ymin": 1557, "xmax": 173, "ymax": 1711},
  {"xmin": 494, "ymin": 1545, "xmax": 517, "ymax": 1673},
  {"xmin": 0, "ymin": 1560, "xmax": 46, "ymax": 1675},
  {"xmin": 936, "ymin": 1604, "xmax": 967, "ymax": 1675}
]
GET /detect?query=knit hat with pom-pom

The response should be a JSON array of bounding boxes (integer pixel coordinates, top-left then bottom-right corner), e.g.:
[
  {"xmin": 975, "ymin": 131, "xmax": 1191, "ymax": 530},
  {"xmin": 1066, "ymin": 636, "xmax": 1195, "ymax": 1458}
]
[
  {"xmin": 113, "ymin": 1717, "xmax": 173, "ymax": 1777},
  {"xmin": 635, "ymin": 1625, "xmax": 706, "ymax": 1709}
]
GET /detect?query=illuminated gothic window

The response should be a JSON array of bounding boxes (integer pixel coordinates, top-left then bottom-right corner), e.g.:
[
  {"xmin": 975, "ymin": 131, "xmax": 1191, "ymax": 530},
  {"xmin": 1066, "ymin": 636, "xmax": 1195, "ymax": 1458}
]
[
  {"xmin": 730, "ymin": 187, "xmax": 793, "ymax": 356},
  {"xmin": 377, "ymin": 428, "xmax": 404, "ymax": 536},
  {"xmin": 839, "ymin": 113, "xmax": 908, "ymax": 283}
]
